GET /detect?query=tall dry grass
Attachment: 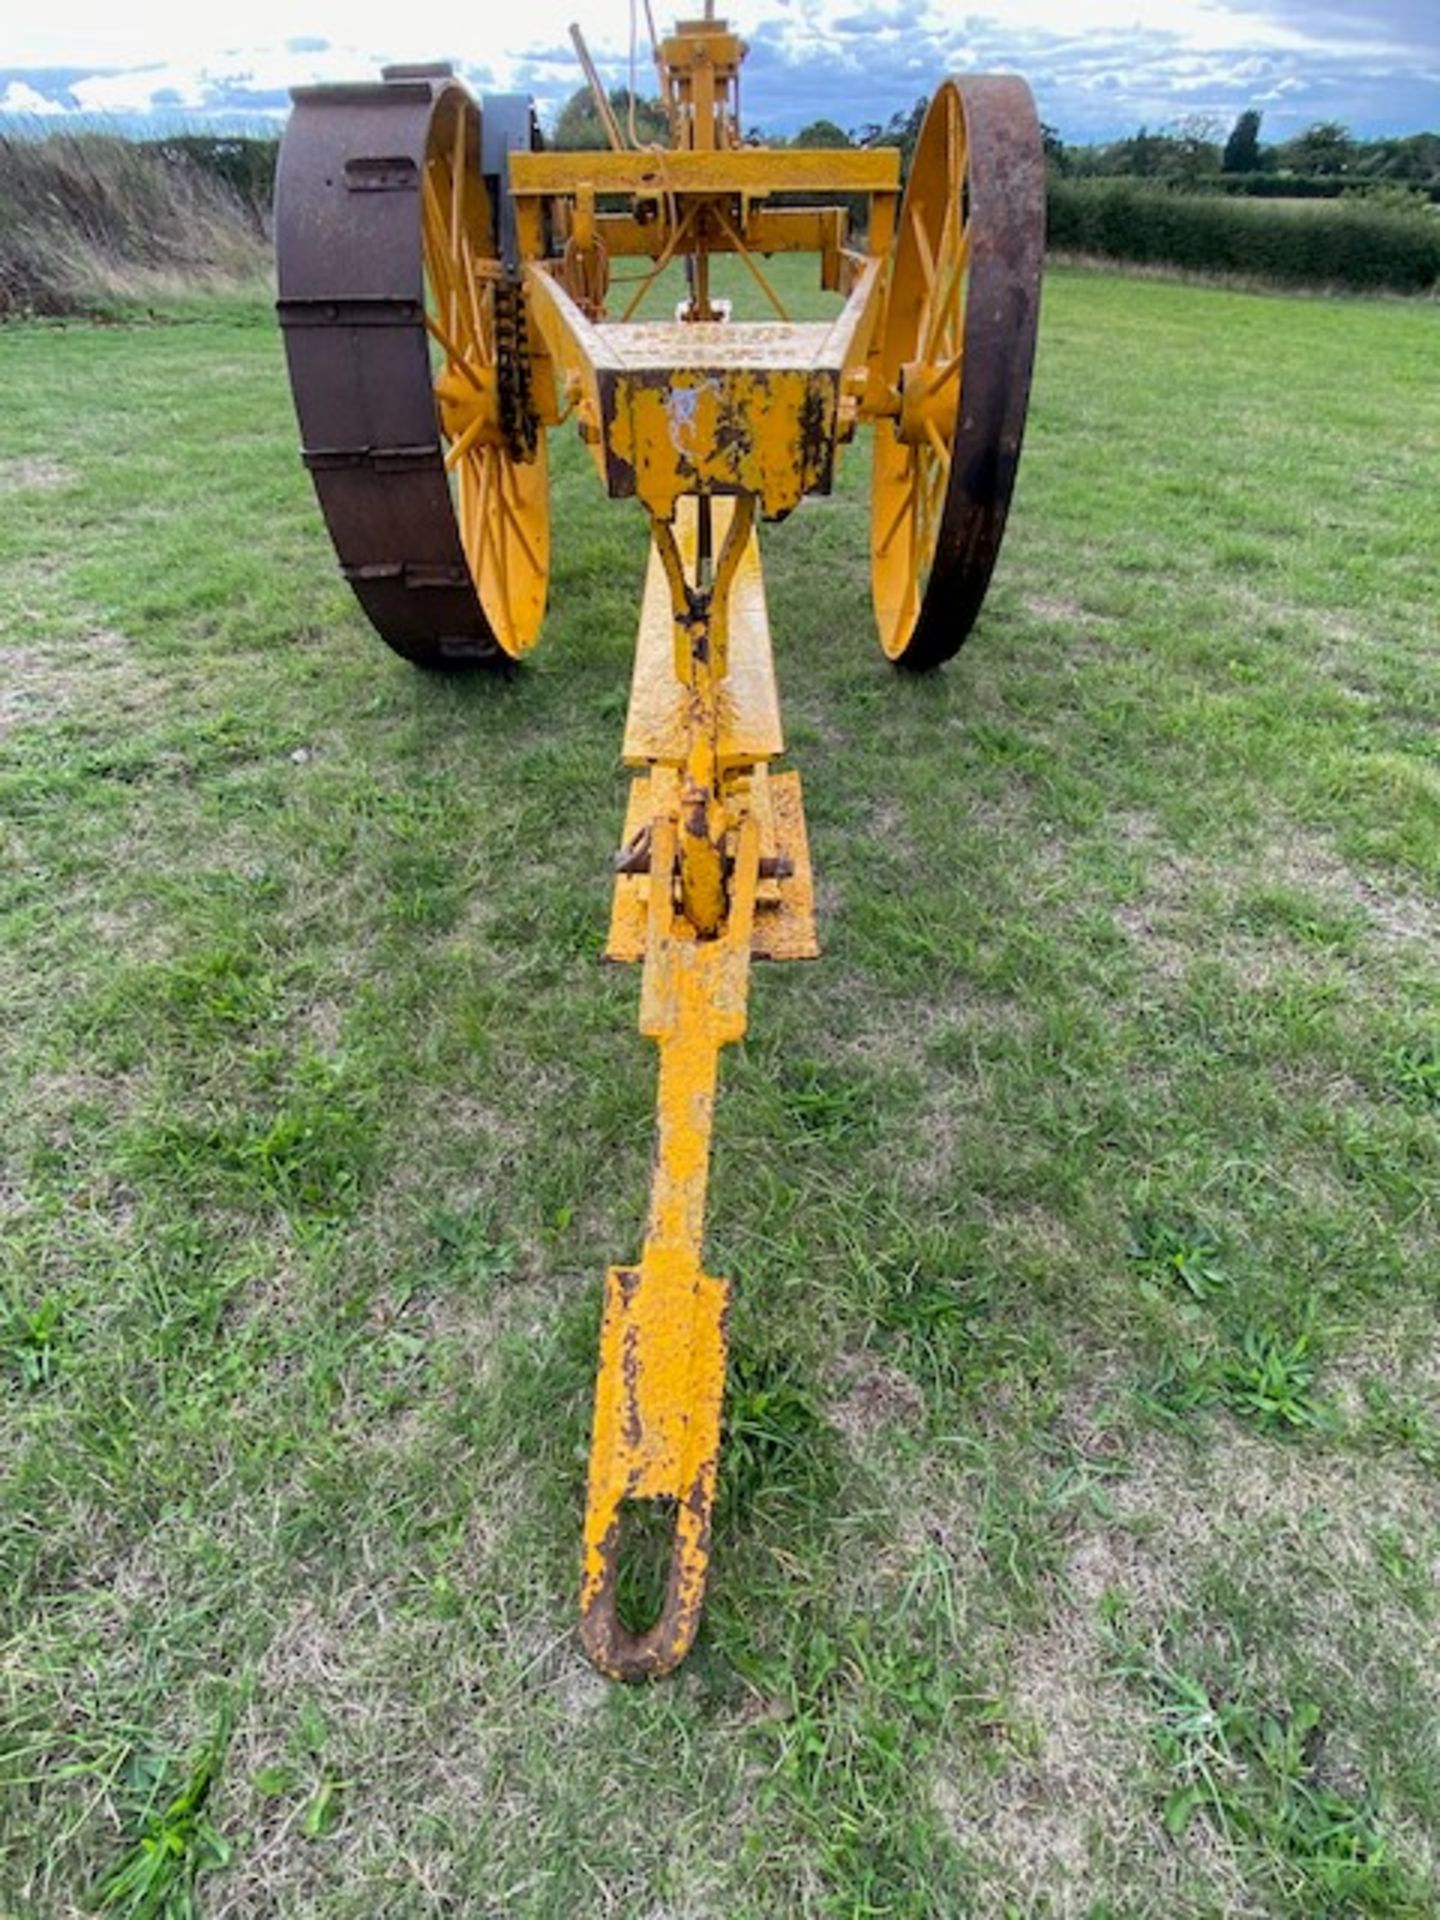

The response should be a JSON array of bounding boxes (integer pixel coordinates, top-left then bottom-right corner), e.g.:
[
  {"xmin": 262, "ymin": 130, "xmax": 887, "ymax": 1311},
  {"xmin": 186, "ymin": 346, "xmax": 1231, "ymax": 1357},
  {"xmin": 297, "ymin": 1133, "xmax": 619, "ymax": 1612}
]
[{"xmin": 0, "ymin": 129, "xmax": 272, "ymax": 316}]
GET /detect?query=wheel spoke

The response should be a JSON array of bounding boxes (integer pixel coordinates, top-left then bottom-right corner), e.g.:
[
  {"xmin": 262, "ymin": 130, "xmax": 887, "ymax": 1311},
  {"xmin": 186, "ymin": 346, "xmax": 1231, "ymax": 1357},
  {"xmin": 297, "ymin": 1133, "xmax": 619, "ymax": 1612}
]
[
  {"xmin": 481, "ymin": 454, "xmax": 516, "ymax": 641},
  {"xmin": 424, "ymin": 312, "xmax": 487, "ymax": 394},
  {"xmin": 457, "ymin": 231, "xmax": 493, "ymax": 365},
  {"xmin": 910, "ymin": 203, "xmax": 936, "ymax": 292},
  {"xmin": 421, "ymin": 176, "xmax": 452, "ymax": 298},
  {"xmin": 877, "ymin": 462, "xmax": 920, "ymax": 558},
  {"xmin": 423, "ymin": 175, "xmax": 484, "ymax": 369},
  {"xmin": 444, "ymin": 412, "xmax": 489, "ymax": 472},
  {"xmin": 922, "ymin": 441, "xmax": 948, "ymax": 516},
  {"xmin": 451, "ymin": 113, "xmax": 465, "ymax": 257},
  {"xmin": 914, "ymin": 447, "xmax": 936, "ymax": 549},
  {"xmin": 923, "ymin": 226, "xmax": 970, "ymax": 364},
  {"xmin": 449, "ymin": 116, "xmax": 465, "ymax": 340},
  {"xmin": 494, "ymin": 461, "xmax": 544, "ymax": 577},
  {"xmin": 470, "ymin": 451, "xmax": 492, "ymax": 584},
  {"xmin": 457, "ymin": 457, "xmax": 476, "ymax": 576},
  {"xmin": 924, "ymin": 348, "xmax": 964, "ymax": 402}
]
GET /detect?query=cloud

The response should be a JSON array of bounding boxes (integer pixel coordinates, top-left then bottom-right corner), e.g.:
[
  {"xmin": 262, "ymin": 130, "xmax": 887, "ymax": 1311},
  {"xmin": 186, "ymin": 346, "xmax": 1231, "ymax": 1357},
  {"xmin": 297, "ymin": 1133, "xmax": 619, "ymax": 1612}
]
[
  {"xmin": 1, "ymin": 79, "xmax": 70, "ymax": 114},
  {"xmin": 1224, "ymin": 1, "xmax": 1439, "ymax": 57},
  {"xmin": 0, "ymin": 4, "xmax": 1436, "ymax": 140}
]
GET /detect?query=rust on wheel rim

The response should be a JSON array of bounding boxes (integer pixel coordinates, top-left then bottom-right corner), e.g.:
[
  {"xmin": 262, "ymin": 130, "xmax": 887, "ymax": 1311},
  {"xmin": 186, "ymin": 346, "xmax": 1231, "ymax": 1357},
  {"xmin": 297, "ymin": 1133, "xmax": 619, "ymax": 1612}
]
[
  {"xmin": 870, "ymin": 75, "xmax": 1045, "ymax": 671},
  {"xmin": 275, "ymin": 72, "xmax": 549, "ymax": 666}
]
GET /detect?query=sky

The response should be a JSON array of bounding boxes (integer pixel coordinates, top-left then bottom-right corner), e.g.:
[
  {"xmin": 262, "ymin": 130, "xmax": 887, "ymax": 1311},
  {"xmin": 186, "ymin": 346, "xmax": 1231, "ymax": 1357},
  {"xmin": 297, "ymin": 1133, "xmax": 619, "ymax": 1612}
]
[{"xmin": 2, "ymin": 0, "xmax": 1438, "ymax": 143}]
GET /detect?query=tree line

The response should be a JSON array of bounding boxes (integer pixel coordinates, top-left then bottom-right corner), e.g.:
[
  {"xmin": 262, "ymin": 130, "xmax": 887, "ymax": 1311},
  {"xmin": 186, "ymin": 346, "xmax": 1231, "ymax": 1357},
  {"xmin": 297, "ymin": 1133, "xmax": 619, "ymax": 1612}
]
[
  {"xmin": 551, "ymin": 89, "xmax": 1439, "ymax": 202},
  {"xmin": 1049, "ymin": 111, "xmax": 1440, "ymax": 199}
]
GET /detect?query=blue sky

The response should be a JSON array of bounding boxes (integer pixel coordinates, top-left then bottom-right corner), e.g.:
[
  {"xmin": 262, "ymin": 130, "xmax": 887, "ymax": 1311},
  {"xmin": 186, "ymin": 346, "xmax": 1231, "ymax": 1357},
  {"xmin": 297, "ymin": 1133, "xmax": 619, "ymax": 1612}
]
[{"xmin": 3, "ymin": 1, "xmax": 1437, "ymax": 140}]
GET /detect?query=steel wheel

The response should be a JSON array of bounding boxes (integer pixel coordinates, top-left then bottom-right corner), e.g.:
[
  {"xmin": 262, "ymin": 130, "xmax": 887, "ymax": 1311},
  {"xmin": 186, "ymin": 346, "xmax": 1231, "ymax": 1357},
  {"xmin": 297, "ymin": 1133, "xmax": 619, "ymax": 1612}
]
[
  {"xmin": 276, "ymin": 72, "xmax": 549, "ymax": 667},
  {"xmin": 870, "ymin": 76, "xmax": 1044, "ymax": 671}
]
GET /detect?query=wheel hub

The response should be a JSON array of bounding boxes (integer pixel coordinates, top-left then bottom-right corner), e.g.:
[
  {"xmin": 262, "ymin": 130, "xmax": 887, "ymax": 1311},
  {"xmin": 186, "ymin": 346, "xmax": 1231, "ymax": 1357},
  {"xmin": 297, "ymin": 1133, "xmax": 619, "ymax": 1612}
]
[{"xmin": 896, "ymin": 357, "xmax": 961, "ymax": 450}]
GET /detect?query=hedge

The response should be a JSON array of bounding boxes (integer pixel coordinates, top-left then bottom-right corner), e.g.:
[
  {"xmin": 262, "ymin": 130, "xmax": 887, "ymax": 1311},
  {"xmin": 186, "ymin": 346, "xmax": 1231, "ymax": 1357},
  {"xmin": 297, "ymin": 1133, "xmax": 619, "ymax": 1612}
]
[
  {"xmin": 1189, "ymin": 174, "xmax": 1440, "ymax": 206},
  {"xmin": 1046, "ymin": 180, "xmax": 1440, "ymax": 293}
]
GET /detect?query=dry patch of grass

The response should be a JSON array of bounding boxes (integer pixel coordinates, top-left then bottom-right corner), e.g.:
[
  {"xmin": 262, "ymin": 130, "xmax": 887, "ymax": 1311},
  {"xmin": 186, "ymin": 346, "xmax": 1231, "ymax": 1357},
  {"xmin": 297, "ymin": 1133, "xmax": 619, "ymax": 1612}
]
[
  {"xmin": 0, "ymin": 454, "xmax": 75, "ymax": 496},
  {"xmin": 0, "ymin": 627, "xmax": 145, "ymax": 737},
  {"xmin": 827, "ymin": 1348, "xmax": 926, "ymax": 1446}
]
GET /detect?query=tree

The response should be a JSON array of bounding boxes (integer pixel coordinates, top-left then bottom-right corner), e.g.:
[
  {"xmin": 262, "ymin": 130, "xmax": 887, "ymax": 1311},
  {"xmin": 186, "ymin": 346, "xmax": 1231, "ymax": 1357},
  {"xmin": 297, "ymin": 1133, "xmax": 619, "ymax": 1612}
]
[
  {"xmin": 1222, "ymin": 109, "xmax": 1263, "ymax": 174},
  {"xmin": 1162, "ymin": 114, "xmax": 1222, "ymax": 182},
  {"xmin": 1283, "ymin": 121, "xmax": 1354, "ymax": 177},
  {"xmin": 1114, "ymin": 126, "xmax": 1163, "ymax": 177},
  {"xmin": 1041, "ymin": 122, "xmax": 1069, "ymax": 176},
  {"xmin": 860, "ymin": 97, "xmax": 928, "ymax": 177},
  {"xmin": 794, "ymin": 117, "xmax": 851, "ymax": 149},
  {"xmin": 551, "ymin": 85, "xmax": 668, "ymax": 151}
]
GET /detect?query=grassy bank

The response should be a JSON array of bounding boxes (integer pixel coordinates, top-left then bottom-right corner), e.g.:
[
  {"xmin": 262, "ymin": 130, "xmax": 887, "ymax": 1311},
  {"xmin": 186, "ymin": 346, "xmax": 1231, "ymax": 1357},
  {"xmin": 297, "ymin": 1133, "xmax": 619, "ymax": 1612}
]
[
  {"xmin": 0, "ymin": 131, "xmax": 270, "ymax": 316},
  {"xmin": 2, "ymin": 262, "xmax": 1438, "ymax": 1916}
]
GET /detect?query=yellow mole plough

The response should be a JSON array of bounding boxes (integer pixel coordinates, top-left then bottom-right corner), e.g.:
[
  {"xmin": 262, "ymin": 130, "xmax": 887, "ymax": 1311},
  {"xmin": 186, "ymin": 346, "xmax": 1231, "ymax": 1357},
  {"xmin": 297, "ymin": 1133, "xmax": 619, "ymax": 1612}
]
[{"xmin": 275, "ymin": 6, "xmax": 1044, "ymax": 1678}]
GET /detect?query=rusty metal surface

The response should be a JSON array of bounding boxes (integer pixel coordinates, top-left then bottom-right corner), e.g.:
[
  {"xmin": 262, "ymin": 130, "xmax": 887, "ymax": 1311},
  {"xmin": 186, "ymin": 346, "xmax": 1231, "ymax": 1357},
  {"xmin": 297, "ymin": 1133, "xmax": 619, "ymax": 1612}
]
[
  {"xmin": 597, "ymin": 321, "xmax": 836, "ymax": 370},
  {"xmin": 526, "ymin": 257, "xmax": 883, "ymax": 521},
  {"xmin": 894, "ymin": 76, "xmax": 1046, "ymax": 671},
  {"xmin": 274, "ymin": 75, "xmax": 503, "ymax": 666}
]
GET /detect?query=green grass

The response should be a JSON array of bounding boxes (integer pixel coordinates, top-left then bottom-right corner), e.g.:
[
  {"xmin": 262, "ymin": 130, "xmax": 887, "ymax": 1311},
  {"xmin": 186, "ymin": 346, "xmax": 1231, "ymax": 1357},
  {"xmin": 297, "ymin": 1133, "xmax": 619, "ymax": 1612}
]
[{"xmin": 1, "ymin": 259, "xmax": 1437, "ymax": 1916}]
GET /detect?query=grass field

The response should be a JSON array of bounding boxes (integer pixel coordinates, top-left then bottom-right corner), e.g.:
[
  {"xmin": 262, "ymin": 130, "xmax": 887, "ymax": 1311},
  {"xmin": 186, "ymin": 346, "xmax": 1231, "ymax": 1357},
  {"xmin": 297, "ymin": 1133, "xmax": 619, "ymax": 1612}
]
[{"xmin": 2, "ymin": 262, "xmax": 1438, "ymax": 1917}]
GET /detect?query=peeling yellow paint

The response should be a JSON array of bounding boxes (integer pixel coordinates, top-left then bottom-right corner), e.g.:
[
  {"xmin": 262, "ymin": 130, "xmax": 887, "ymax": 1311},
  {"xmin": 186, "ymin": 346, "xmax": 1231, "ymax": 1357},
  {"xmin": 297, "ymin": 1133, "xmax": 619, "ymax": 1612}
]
[{"xmin": 580, "ymin": 494, "xmax": 817, "ymax": 1679}]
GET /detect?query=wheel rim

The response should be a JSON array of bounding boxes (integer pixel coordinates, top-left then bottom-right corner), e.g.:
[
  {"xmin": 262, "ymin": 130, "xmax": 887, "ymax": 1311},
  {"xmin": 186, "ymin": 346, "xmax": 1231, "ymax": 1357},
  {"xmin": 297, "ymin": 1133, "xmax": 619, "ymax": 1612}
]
[
  {"xmin": 871, "ymin": 81, "xmax": 970, "ymax": 662},
  {"xmin": 421, "ymin": 94, "xmax": 548, "ymax": 659},
  {"xmin": 868, "ymin": 76, "xmax": 1044, "ymax": 671}
]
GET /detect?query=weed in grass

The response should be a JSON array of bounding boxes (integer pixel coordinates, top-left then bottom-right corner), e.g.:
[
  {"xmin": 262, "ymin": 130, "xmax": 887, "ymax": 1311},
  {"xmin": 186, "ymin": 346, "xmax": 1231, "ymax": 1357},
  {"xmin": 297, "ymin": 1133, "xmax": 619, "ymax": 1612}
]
[
  {"xmin": 1119, "ymin": 1643, "xmax": 1429, "ymax": 1915},
  {"xmin": 1222, "ymin": 1327, "xmax": 1332, "ymax": 1435},
  {"xmin": 94, "ymin": 1717, "xmax": 232, "ymax": 1920},
  {"xmin": 1126, "ymin": 1212, "xmax": 1226, "ymax": 1302},
  {"xmin": 1369, "ymin": 1524, "xmax": 1434, "ymax": 1614},
  {"xmin": 300, "ymin": 1778, "xmax": 346, "ymax": 1841},
  {"xmin": 1138, "ymin": 1324, "xmax": 1337, "ymax": 1441},
  {"xmin": 867, "ymin": 1254, "xmax": 988, "ymax": 1391},
  {"xmin": 613, "ymin": 1496, "xmax": 679, "ymax": 1636},
  {"xmin": 1389, "ymin": 1038, "xmax": 1440, "ymax": 1109},
  {"xmin": 3, "ymin": 1294, "xmax": 62, "ymax": 1390},
  {"xmin": 426, "ymin": 1206, "xmax": 516, "ymax": 1291},
  {"xmin": 122, "ymin": 1050, "xmax": 379, "ymax": 1219},
  {"xmin": 1355, "ymin": 1378, "xmax": 1440, "ymax": 1472},
  {"xmin": 720, "ymin": 1347, "xmax": 834, "ymax": 1525},
  {"xmin": 776, "ymin": 1059, "xmax": 879, "ymax": 1145},
  {"xmin": 741, "ymin": 1617, "xmax": 976, "ymax": 1917},
  {"xmin": 1133, "ymin": 1347, "xmax": 1222, "ymax": 1428}
]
